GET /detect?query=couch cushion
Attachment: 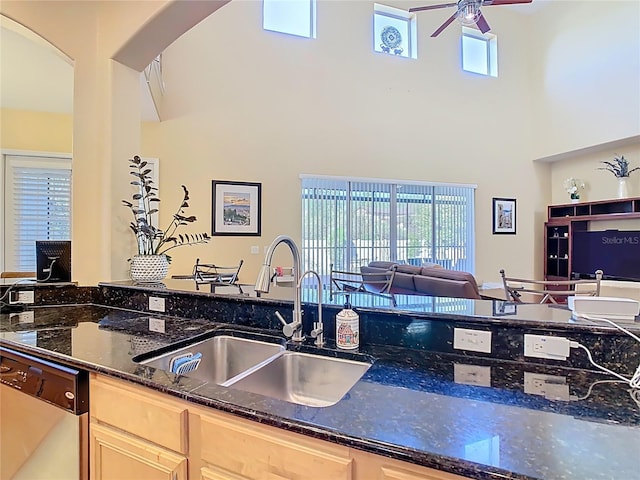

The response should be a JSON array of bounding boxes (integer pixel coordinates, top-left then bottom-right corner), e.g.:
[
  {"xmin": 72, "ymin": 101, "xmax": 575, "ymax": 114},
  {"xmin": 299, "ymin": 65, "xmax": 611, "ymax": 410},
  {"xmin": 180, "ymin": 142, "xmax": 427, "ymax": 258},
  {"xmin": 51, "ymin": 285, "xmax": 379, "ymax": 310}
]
[
  {"xmin": 367, "ymin": 261, "xmax": 398, "ymax": 270},
  {"xmin": 394, "ymin": 264, "xmax": 423, "ymax": 275},
  {"xmin": 419, "ymin": 267, "xmax": 480, "ymax": 295},
  {"xmin": 413, "ymin": 275, "xmax": 481, "ymax": 299},
  {"xmin": 390, "ymin": 272, "xmax": 416, "ymax": 292}
]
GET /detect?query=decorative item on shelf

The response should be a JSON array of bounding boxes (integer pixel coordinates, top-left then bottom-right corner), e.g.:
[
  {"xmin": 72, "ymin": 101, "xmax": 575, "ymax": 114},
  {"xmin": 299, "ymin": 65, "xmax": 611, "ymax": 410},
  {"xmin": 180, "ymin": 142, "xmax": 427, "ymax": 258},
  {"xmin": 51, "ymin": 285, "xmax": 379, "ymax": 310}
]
[
  {"xmin": 598, "ymin": 154, "xmax": 639, "ymax": 199},
  {"xmin": 122, "ymin": 155, "xmax": 210, "ymax": 283},
  {"xmin": 562, "ymin": 177, "xmax": 585, "ymax": 203}
]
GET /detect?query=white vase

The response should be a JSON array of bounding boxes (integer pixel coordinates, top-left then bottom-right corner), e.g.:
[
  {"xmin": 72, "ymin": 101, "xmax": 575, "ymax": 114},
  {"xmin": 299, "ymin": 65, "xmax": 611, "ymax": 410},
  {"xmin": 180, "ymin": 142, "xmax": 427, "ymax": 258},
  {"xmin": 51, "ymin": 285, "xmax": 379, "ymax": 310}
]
[
  {"xmin": 617, "ymin": 177, "xmax": 629, "ymax": 198},
  {"xmin": 130, "ymin": 254, "xmax": 169, "ymax": 283},
  {"xmin": 571, "ymin": 198, "xmax": 579, "ymax": 204}
]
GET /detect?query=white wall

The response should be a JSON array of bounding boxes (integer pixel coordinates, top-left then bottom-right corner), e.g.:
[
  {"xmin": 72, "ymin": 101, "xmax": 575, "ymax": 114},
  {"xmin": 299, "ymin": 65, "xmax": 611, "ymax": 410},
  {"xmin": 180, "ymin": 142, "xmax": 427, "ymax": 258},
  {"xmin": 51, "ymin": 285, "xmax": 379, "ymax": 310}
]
[
  {"xmin": 142, "ymin": 0, "xmax": 548, "ymax": 284},
  {"xmin": 531, "ymin": 1, "xmax": 640, "ymax": 159}
]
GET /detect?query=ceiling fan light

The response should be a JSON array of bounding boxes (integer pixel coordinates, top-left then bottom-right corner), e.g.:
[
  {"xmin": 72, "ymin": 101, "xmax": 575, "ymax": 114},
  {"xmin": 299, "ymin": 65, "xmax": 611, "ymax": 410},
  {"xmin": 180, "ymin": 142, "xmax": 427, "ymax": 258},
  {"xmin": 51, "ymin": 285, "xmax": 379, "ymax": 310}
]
[{"xmin": 457, "ymin": 1, "xmax": 481, "ymax": 26}]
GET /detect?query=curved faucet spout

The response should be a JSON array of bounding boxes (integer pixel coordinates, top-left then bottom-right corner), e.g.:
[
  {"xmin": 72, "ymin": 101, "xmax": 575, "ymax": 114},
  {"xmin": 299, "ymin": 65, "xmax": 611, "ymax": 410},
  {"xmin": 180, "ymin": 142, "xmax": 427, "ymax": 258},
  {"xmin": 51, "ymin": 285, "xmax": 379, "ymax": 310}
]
[{"xmin": 255, "ymin": 235, "xmax": 303, "ymax": 341}]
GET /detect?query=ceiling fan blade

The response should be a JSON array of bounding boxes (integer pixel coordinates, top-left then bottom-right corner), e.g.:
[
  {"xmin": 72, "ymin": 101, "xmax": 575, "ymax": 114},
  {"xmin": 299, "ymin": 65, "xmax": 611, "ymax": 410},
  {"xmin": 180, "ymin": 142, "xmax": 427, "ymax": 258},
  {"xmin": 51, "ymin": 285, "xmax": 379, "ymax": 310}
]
[
  {"xmin": 476, "ymin": 13, "xmax": 491, "ymax": 33},
  {"xmin": 409, "ymin": 3, "xmax": 457, "ymax": 13},
  {"xmin": 431, "ymin": 12, "xmax": 458, "ymax": 37},
  {"xmin": 482, "ymin": 0, "xmax": 532, "ymax": 5}
]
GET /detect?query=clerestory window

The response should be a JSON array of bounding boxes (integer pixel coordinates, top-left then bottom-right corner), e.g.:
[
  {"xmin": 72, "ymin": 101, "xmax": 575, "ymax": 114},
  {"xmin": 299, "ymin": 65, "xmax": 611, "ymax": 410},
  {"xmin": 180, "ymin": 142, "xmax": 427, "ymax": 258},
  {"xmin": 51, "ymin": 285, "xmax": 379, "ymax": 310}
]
[
  {"xmin": 373, "ymin": 3, "xmax": 417, "ymax": 59},
  {"xmin": 263, "ymin": 0, "xmax": 317, "ymax": 39},
  {"xmin": 462, "ymin": 26, "xmax": 497, "ymax": 77}
]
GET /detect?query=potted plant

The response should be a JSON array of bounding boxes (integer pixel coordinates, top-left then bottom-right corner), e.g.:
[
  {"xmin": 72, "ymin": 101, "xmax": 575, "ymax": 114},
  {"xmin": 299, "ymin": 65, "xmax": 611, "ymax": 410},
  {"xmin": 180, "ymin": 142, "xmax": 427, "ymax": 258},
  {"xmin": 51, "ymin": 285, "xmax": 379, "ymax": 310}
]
[
  {"xmin": 563, "ymin": 177, "xmax": 585, "ymax": 203},
  {"xmin": 598, "ymin": 154, "xmax": 639, "ymax": 198},
  {"xmin": 122, "ymin": 155, "xmax": 210, "ymax": 282}
]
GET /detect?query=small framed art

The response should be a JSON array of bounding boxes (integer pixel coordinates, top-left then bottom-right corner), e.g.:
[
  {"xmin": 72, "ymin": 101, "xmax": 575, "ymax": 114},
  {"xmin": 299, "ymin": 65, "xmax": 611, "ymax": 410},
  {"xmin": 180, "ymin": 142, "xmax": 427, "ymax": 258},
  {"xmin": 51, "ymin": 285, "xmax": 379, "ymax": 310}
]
[
  {"xmin": 492, "ymin": 197, "xmax": 516, "ymax": 235},
  {"xmin": 212, "ymin": 180, "xmax": 262, "ymax": 236}
]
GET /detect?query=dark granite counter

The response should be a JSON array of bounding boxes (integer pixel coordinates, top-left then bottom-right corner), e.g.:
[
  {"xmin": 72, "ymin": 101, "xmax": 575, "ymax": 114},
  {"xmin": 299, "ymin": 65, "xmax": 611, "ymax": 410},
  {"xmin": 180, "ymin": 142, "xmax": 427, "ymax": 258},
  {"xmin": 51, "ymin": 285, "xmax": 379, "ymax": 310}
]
[{"xmin": 1, "ymin": 304, "xmax": 639, "ymax": 480}]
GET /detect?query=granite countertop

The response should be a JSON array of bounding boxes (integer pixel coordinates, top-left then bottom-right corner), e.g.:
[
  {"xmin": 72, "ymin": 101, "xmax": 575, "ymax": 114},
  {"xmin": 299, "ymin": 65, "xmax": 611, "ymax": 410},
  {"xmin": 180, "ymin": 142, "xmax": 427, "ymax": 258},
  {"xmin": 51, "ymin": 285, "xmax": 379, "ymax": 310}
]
[{"xmin": 1, "ymin": 304, "xmax": 639, "ymax": 480}]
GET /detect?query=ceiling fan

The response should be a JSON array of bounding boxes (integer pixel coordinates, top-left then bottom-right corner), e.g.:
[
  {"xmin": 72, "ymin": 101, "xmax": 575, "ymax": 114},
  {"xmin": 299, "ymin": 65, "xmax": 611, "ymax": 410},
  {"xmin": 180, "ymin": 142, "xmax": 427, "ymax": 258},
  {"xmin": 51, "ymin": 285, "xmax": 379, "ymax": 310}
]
[{"xmin": 409, "ymin": 0, "xmax": 533, "ymax": 37}]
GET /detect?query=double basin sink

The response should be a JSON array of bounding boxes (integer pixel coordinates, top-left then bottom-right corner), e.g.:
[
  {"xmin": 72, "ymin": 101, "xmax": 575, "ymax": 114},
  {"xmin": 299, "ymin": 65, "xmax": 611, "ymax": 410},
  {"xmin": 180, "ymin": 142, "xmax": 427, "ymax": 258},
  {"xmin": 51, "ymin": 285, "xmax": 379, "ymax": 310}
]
[{"xmin": 135, "ymin": 330, "xmax": 372, "ymax": 407}]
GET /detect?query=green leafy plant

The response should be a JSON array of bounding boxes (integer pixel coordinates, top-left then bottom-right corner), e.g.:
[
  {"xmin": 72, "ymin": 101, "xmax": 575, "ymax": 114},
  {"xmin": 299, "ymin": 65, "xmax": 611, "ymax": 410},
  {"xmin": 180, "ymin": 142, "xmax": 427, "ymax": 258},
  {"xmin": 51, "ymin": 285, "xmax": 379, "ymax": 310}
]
[
  {"xmin": 121, "ymin": 155, "xmax": 210, "ymax": 259},
  {"xmin": 598, "ymin": 154, "xmax": 640, "ymax": 178}
]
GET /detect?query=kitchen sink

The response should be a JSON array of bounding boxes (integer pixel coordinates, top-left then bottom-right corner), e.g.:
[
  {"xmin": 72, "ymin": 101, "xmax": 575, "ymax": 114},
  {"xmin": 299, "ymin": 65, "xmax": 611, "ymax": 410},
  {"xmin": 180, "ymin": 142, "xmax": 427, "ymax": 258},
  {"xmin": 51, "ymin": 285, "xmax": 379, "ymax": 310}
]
[
  {"xmin": 228, "ymin": 351, "xmax": 371, "ymax": 407},
  {"xmin": 138, "ymin": 333, "xmax": 285, "ymax": 385}
]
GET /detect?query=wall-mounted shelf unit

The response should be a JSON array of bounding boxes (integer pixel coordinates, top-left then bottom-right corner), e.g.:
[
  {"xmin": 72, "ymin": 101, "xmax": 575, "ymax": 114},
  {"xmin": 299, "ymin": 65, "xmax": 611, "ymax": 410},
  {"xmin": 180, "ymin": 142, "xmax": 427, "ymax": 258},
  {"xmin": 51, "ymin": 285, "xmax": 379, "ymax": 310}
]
[{"xmin": 544, "ymin": 197, "xmax": 640, "ymax": 281}]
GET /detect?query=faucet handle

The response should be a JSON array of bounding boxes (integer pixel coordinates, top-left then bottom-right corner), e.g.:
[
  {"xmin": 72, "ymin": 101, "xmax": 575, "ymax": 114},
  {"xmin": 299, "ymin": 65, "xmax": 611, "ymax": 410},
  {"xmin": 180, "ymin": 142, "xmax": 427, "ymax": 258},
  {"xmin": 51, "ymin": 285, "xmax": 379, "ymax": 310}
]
[
  {"xmin": 283, "ymin": 320, "xmax": 302, "ymax": 338},
  {"xmin": 310, "ymin": 322, "xmax": 324, "ymax": 347},
  {"xmin": 275, "ymin": 311, "xmax": 303, "ymax": 339}
]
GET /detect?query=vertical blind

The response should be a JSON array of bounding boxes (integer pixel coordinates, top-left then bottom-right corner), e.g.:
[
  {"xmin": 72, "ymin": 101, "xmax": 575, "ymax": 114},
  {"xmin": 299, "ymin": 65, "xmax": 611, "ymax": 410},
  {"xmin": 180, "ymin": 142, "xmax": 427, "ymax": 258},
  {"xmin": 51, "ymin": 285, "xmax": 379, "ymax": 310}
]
[
  {"xmin": 4, "ymin": 155, "xmax": 72, "ymax": 271},
  {"xmin": 301, "ymin": 176, "xmax": 475, "ymax": 281}
]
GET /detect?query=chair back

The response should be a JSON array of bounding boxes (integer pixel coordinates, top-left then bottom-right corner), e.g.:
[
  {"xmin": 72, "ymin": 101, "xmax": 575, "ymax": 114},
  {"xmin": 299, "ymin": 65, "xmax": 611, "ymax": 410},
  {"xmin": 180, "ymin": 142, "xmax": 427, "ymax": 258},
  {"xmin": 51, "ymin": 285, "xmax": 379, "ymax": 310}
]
[
  {"xmin": 192, "ymin": 259, "xmax": 244, "ymax": 285},
  {"xmin": 500, "ymin": 269, "xmax": 603, "ymax": 304}
]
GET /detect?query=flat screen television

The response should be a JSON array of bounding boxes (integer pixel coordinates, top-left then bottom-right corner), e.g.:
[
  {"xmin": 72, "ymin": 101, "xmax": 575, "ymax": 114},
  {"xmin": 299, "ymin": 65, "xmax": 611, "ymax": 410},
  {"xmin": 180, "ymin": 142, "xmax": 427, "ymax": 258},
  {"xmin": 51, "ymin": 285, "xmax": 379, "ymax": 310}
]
[
  {"xmin": 36, "ymin": 240, "xmax": 71, "ymax": 283},
  {"xmin": 571, "ymin": 230, "xmax": 640, "ymax": 282}
]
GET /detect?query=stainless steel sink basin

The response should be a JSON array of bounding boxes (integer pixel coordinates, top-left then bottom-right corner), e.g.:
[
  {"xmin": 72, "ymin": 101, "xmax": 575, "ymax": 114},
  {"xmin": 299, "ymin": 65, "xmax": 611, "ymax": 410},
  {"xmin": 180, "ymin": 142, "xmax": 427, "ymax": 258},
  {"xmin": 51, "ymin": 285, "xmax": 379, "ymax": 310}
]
[
  {"xmin": 139, "ymin": 334, "xmax": 285, "ymax": 385},
  {"xmin": 228, "ymin": 352, "xmax": 371, "ymax": 407}
]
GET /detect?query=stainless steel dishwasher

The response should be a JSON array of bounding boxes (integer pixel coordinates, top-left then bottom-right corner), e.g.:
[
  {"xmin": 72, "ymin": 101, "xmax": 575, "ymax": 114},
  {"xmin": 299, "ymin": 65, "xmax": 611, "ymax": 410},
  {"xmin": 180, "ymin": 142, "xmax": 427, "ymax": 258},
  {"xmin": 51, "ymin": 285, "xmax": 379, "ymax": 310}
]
[{"xmin": 0, "ymin": 346, "xmax": 89, "ymax": 480}]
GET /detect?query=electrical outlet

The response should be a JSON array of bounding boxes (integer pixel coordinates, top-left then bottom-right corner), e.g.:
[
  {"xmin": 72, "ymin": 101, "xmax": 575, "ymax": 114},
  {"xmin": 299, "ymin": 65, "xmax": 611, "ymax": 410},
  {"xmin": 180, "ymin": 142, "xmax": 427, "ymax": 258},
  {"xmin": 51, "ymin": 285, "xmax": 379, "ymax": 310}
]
[
  {"xmin": 149, "ymin": 296, "xmax": 166, "ymax": 313},
  {"xmin": 524, "ymin": 372, "xmax": 572, "ymax": 401},
  {"xmin": 524, "ymin": 334, "xmax": 570, "ymax": 360},
  {"xmin": 454, "ymin": 363, "xmax": 491, "ymax": 387},
  {"xmin": 10, "ymin": 311, "xmax": 35, "ymax": 323},
  {"xmin": 453, "ymin": 328, "xmax": 492, "ymax": 354},
  {"xmin": 148, "ymin": 317, "xmax": 166, "ymax": 333},
  {"xmin": 251, "ymin": 246, "xmax": 260, "ymax": 254},
  {"xmin": 9, "ymin": 290, "xmax": 35, "ymax": 304}
]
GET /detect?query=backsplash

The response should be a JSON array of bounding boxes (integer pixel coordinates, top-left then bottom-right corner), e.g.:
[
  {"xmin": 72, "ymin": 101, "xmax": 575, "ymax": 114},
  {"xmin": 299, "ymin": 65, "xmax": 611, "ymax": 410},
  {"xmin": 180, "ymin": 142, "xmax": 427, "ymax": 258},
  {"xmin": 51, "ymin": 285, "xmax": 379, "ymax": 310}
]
[{"xmin": 3, "ymin": 281, "xmax": 638, "ymax": 375}]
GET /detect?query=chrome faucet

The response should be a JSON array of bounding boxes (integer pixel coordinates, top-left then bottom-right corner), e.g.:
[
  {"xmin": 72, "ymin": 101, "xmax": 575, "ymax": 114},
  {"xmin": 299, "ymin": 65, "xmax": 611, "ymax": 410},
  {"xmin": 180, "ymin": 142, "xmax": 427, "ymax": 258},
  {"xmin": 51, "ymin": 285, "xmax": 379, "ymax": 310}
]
[
  {"xmin": 300, "ymin": 269, "xmax": 324, "ymax": 347},
  {"xmin": 255, "ymin": 235, "xmax": 323, "ymax": 346}
]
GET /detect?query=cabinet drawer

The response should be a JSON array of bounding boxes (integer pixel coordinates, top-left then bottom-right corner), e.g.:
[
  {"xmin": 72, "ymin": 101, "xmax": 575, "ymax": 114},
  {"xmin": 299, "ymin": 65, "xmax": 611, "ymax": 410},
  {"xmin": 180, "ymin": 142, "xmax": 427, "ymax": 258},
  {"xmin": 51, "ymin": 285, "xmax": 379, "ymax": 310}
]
[
  {"xmin": 197, "ymin": 409, "xmax": 352, "ymax": 480},
  {"xmin": 90, "ymin": 374, "xmax": 188, "ymax": 454}
]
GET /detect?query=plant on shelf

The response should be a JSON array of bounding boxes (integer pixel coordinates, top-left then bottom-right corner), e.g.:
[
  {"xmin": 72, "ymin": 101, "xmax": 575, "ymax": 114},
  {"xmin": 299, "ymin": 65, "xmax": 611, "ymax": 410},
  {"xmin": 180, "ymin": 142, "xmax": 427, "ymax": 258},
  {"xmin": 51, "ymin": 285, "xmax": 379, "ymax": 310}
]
[
  {"xmin": 598, "ymin": 154, "xmax": 640, "ymax": 178},
  {"xmin": 122, "ymin": 155, "xmax": 210, "ymax": 282},
  {"xmin": 563, "ymin": 177, "xmax": 585, "ymax": 201},
  {"xmin": 598, "ymin": 154, "xmax": 639, "ymax": 199}
]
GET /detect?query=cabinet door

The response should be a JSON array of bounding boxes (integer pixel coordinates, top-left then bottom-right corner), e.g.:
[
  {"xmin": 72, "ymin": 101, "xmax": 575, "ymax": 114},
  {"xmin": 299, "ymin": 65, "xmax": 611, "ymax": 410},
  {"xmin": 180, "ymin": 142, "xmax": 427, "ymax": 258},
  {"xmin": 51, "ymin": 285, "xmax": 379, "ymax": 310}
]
[
  {"xmin": 194, "ymin": 407, "xmax": 352, "ymax": 480},
  {"xmin": 90, "ymin": 423, "xmax": 188, "ymax": 480},
  {"xmin": 90, "ymin": 373, "xmax": 188, "ymax": 454}
]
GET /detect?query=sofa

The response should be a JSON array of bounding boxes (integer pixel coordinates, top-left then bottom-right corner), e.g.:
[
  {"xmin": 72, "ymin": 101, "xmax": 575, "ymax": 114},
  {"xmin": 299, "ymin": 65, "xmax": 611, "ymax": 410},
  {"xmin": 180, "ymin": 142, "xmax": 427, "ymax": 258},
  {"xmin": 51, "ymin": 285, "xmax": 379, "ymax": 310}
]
[{"xmin": 360, "ymin": 261, "xmax": 482, "ymax": 300}]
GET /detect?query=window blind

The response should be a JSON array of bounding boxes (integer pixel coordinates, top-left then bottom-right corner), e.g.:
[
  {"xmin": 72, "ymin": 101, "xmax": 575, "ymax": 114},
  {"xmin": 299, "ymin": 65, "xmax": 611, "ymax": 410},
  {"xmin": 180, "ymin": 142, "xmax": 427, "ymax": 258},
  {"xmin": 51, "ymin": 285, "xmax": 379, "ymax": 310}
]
[
  {"xmin": 301, "ymin": 176, "xmax": 475, "ymax": 281},
  {"xmin": 4, "ymin": 155, "xmax": 72, "ymax": 271}
]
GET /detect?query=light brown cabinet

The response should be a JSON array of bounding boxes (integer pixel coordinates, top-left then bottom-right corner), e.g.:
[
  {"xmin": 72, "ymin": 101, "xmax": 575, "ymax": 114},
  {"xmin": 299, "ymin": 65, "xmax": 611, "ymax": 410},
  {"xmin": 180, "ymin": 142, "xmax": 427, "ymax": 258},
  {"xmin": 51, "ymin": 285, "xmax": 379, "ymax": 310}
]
[
  {"xmin": 89, "ymin": 374, "xmax": 471, "ymax": 480},
  {"xmin": 191, "ymin": 405, "xmax": 352, "ymax": 480},
  {"xmin": 90, "ymin": 423, "xmax": 188, "ymax": 480},
  {"xmin": 90, "ymin": 374, "xmax": 189, "ymax": 480}
]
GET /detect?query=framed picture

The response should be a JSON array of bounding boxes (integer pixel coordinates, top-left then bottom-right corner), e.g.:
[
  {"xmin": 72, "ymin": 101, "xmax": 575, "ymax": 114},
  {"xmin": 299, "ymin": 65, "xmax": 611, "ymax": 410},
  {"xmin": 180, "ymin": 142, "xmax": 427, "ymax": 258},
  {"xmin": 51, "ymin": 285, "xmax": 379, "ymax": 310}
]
[
  {"xmin": 492, "ymin": 300, "xmax": 517, "ymax": 316},
  {"xmin": 492, "ymin": 197, "xmax": 516, "ymax": 235},
  {"xmin": 212, "ymin": 180, "xmax": 262, "ymax": 236}
]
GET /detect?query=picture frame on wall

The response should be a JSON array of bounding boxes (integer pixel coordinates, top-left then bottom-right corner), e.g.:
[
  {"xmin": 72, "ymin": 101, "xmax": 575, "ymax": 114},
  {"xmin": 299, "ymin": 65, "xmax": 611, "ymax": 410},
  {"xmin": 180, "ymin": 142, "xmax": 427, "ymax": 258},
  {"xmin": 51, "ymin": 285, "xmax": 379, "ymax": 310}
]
[
  {"xmin": 212, "ymin": 180, "xmax": 262, "ymax": 236},
  {"xmin": 492, "ymin": 197, "xmax": 516, "ymax": 234}
]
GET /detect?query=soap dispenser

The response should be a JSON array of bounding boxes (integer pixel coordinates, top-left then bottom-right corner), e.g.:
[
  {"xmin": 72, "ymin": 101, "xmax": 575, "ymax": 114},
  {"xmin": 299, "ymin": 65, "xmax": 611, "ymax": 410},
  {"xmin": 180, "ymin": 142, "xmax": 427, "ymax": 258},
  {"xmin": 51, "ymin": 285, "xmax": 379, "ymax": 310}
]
[{"xmin": 336, "ymin": 294, "xmax": 359, "ymax": 350}]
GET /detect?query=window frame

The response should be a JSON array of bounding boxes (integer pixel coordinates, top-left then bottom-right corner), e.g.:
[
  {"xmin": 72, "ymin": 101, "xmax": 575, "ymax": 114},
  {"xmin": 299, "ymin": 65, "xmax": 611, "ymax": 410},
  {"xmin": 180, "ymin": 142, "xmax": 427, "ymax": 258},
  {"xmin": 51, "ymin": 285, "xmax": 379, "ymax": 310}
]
[
  {"xmin": 300, "ymin": 175, "xmax": 476, "ymax": 281},
  {"xmin": 262, "ymin": 0, "xmax": 317, "ymax": 39},
  {"xmin": 1, "ymin": 150, "xmax": 72, "ymax": 273},
  {"xmin": 462, "ymin": 26, "xmax": 498, "ymax": 77},
  {"xmin": 373, "ymin": 3, "xmax": 418, "ymax": 59}
]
